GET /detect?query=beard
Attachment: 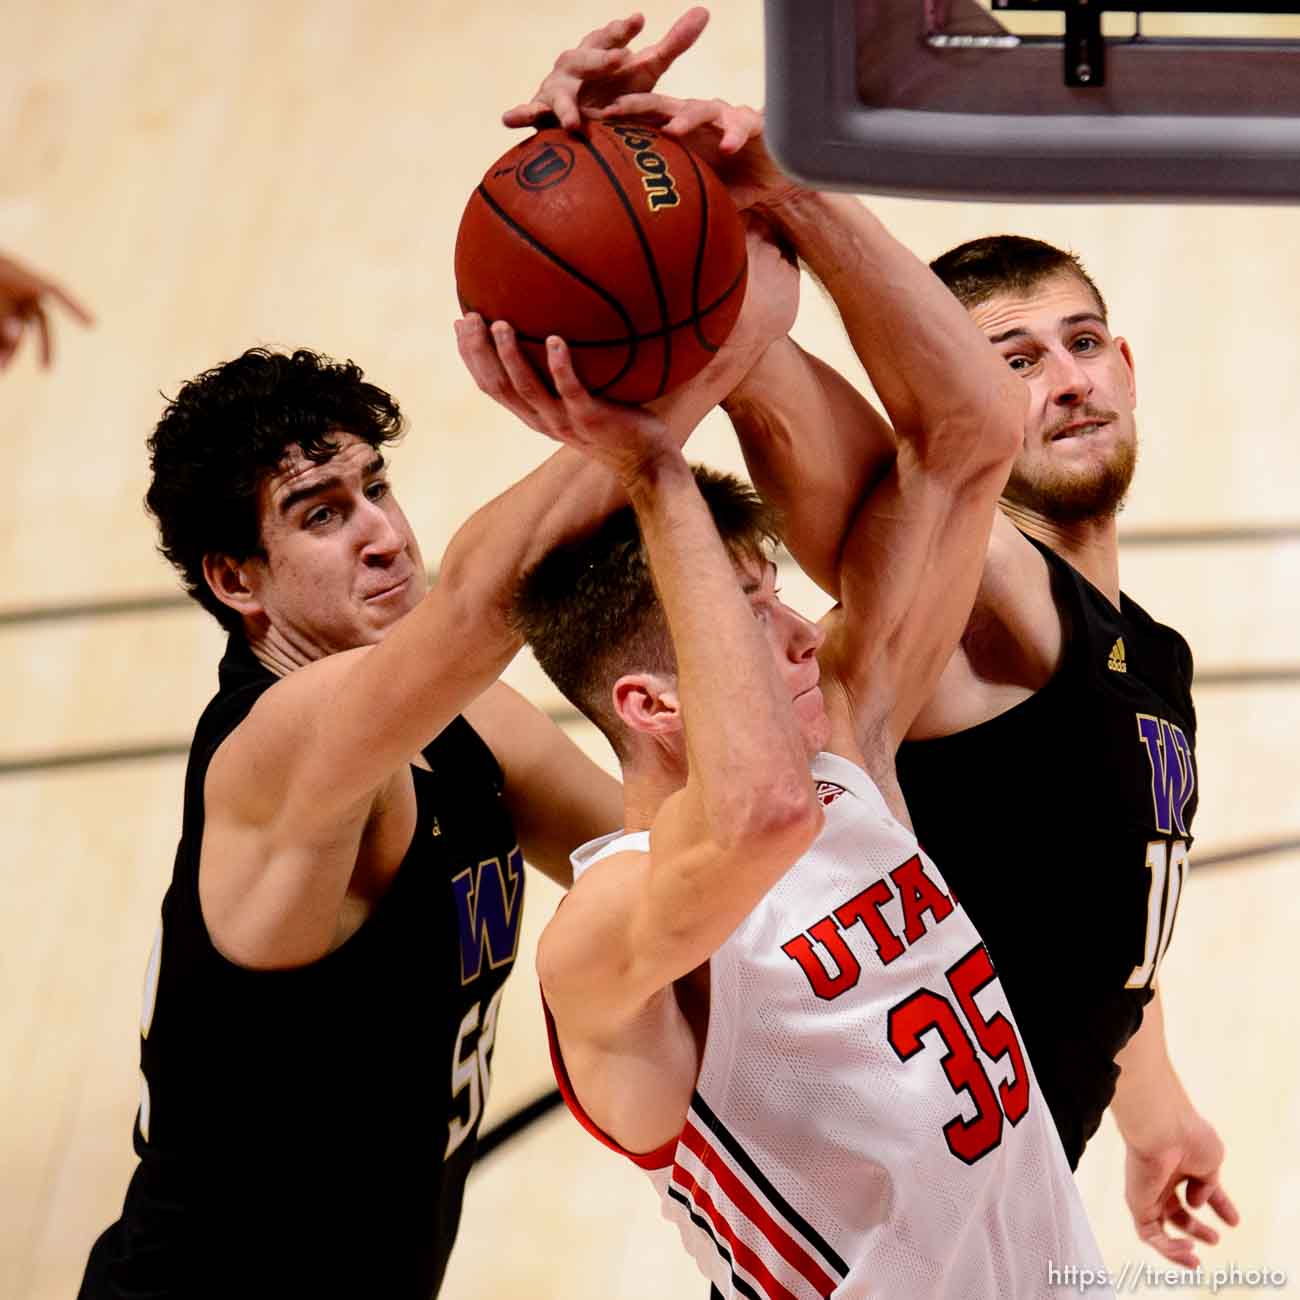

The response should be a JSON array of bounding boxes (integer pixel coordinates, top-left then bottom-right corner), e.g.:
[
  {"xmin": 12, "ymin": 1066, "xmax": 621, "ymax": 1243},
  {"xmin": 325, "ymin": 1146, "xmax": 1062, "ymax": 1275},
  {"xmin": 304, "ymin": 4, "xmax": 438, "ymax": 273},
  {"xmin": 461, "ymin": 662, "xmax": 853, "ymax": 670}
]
[{"xmin": 1002, "ymin": 415, "xmax": 1138, "ymax": 524}]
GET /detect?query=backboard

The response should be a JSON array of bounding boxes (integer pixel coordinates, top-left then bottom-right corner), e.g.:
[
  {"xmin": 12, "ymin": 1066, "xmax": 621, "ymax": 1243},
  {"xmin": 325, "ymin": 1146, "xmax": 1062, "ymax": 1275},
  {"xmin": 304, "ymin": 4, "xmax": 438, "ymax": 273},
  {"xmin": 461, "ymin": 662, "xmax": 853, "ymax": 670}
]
[{"xmin": 763, "ymin": 1, "xmax": 1300, "ymax": 201}]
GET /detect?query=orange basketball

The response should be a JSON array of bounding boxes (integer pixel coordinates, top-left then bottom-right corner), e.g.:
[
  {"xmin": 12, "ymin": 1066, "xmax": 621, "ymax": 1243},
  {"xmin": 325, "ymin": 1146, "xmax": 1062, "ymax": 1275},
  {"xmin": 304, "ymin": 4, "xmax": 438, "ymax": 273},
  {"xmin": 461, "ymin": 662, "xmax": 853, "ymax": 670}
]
[{"xmin": 455, "ymin": 122, "xmax": 748, "ymax": 406}]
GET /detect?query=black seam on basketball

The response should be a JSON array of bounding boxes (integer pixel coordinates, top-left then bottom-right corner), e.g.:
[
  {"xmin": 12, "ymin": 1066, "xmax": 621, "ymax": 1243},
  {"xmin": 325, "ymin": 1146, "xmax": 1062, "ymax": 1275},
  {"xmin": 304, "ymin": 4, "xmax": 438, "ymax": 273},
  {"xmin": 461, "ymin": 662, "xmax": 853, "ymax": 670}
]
[
  {"xmin": 577, "ymin": 131, "xmax": 673, "ymax": 400},
  {"xmin": 470, "ymin": 184, "xmax": 640, "ymax": 396},
  {"xmin": 679, "ymin": 144, "xmax": 715, "ymax": 353},
  {"xmin": 509, "ymin": 262, "xmax": 746, "ymax": 351}
]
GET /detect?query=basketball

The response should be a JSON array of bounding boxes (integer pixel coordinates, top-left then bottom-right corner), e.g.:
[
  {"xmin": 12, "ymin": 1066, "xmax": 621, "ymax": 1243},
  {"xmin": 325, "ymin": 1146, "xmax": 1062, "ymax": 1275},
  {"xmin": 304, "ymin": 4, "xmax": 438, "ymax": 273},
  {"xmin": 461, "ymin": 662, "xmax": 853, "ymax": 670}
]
[{"xmin": 454, "ymin": 122, "xmax": 748, "ymax": 405}]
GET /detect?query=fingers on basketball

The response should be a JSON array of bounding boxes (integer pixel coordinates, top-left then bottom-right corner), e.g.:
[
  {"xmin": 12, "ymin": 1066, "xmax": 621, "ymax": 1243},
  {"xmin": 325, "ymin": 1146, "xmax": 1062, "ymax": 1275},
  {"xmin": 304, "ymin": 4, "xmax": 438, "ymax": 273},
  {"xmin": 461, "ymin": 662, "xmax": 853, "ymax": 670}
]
[
  {"xmin": 495, "ymin": 322, "xmax": 555, "ymax": 414},
  {"xmin": 546, "ymin": 338, "xmax": 588, "ymax": 406},
  {"xmin": 590, "ymin": 91, "xmax": 682, "ymax": 123}
]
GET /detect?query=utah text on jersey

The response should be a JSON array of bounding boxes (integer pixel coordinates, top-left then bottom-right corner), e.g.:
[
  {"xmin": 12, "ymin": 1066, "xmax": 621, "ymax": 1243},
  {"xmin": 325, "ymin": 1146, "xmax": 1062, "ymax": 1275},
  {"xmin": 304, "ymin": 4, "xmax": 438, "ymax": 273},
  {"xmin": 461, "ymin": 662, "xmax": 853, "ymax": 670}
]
[{"xmin": 781, "ymin": 843, "xmax": 1030, "ymax": 1167}]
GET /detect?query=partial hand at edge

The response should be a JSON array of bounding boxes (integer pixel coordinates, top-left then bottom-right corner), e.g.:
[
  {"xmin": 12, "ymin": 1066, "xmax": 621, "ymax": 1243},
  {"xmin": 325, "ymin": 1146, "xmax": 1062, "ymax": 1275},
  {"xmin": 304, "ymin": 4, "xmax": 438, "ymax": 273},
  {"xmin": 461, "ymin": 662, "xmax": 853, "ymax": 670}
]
[{"xmin": 0, "ymin": 252, "xmax": 94, "ymax": 371}]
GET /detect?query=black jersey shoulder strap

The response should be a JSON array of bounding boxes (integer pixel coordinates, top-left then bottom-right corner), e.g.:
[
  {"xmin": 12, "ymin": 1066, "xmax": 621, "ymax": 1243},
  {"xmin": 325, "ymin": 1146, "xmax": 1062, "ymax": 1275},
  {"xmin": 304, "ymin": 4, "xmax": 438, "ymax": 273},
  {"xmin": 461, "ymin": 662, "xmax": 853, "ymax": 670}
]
[
  {"xmin": 179, "ymin": 634, "xmax": 277, "ymax": 850},
  {"xmin": 1017, "ymin": 529, "xmax": 1101, "ymax": 677},
  {"xmin": 422, "ymin": 714, "xmax": 505, "ymax": 799}
]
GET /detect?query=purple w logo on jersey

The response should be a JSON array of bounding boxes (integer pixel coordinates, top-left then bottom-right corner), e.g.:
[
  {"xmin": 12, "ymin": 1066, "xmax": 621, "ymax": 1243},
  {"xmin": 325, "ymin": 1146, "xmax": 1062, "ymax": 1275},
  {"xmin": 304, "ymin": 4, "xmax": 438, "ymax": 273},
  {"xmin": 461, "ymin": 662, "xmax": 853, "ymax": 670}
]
[
  {"xmin": 450, "ymin": 846, "xmax": 525, "ymax": 987},
  {"xmin": 1136, "ymin": 715, "xmax": 1195, "ymax": 836}
]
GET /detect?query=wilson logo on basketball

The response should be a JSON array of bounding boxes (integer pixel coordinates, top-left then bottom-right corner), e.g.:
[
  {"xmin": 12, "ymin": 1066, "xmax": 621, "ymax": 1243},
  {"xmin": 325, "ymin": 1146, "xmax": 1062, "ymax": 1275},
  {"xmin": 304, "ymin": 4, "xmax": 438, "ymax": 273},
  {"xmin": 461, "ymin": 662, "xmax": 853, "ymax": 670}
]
[
  {"xmin": 516, "ymin": 143, "xmax": 576, "ymax": 191},
  {"xmin": 609, "ymin": 124, "xmax": 680, "ymax": 212}
]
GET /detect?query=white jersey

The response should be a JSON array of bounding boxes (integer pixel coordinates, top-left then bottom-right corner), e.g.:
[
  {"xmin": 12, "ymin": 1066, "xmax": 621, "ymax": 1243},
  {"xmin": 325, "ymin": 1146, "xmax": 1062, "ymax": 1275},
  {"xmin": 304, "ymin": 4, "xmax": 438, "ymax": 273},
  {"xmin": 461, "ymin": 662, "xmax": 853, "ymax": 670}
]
[{"xmin": 550, "ymin": 752, "xmax": 1112, "ymax": 1299}]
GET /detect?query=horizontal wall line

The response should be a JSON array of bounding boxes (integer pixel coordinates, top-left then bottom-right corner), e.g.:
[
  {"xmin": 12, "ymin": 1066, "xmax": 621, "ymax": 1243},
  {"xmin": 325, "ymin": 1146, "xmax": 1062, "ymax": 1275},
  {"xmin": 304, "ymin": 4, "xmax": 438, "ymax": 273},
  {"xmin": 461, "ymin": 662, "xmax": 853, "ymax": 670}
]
[
  {"xmin": 0, "ymin": 707, "xmax": 589, "ymax": 777},
  {"xmin": 1117, "ymin": 524, "xmax": 1300, "ymax": 547},
  {"xmin": 0, "ymin": 591, "xmax": 191, "ymax": 627},
  {"xmin": 1195, "ymin": 665, "xmax": 1300, "ymax": 687},
  {"xmin": 1195, "ymin": 836, "xmax": 1300, "ymax": 872}
]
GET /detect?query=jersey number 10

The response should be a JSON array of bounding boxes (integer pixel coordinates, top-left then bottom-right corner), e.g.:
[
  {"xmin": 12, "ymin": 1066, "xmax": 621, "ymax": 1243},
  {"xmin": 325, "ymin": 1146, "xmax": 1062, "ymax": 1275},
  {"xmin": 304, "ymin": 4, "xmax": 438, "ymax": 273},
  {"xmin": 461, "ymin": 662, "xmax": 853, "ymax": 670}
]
[{"xmin": 1127, "ymin": 838, "xmax": 1188, "ymax": 990}]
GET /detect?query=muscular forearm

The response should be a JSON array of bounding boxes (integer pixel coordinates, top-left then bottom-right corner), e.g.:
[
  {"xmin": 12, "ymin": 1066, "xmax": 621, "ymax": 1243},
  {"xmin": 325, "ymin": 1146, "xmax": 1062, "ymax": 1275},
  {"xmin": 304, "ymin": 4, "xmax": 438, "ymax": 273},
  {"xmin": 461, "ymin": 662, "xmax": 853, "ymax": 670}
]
[
  {"xmin": 762, "ymin": 191, "xmax": 1022, "ymax": 468},
  {"xmin": 438, "ymin": 444, "xmax": 621, "ymax": 657},
  {"xmin": 725, "ymin": 337, "xmax": 896, "ymax": 598},
  {"xmin": 626, "ymin": 453, "xmax": 811, "ymax": 846}
]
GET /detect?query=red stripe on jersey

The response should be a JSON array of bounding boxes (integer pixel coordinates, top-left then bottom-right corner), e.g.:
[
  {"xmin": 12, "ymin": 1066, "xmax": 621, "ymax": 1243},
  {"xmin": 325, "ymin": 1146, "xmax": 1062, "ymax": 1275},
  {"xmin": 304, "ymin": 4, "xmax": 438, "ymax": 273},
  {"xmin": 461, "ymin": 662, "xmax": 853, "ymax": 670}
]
[
  {"xmin": 672, "ymin": 1162, "xmax": 802, "ymax": 1300},
  {"xmin": 542, "ymin": 993, "xmax": 678, "ymax": 1170},
  {"xmin": 679, "ymin": 1122, "xmax": 837, "ymax": 1298}
]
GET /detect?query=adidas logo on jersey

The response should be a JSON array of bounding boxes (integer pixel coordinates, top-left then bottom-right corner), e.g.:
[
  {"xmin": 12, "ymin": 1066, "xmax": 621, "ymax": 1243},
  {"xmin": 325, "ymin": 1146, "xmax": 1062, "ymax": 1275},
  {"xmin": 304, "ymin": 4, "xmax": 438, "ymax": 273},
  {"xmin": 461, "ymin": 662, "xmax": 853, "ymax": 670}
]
[{"xmin": 1108, "ymin": 638, "xmax": 1127, "ymax": 673}]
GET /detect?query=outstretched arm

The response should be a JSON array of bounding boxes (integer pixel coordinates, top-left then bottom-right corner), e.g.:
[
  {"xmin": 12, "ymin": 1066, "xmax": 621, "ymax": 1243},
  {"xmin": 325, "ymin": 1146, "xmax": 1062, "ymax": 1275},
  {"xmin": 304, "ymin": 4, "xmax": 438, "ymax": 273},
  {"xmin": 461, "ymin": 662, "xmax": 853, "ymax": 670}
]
[
  {"xmin": 762, "ymin": 185, "xmax": 1024, "ymax": 748},
  {"xmin": 533, "ymin": 341, "xmax": 820, "ymax": 1036},
  {"xmin": 611, "ymin": 102, "xmax": 1022, "ymax": 750},
  {"xmin": 724, "ymin": 337, "xmax": 895, "ymax": 599},
  {"xmin": 502, "ymin": 24, "xmax": 896, "ymax": 605},
  {"xmin": 202, "ymin": 437, "xmax": 629, "ymax": 963}
]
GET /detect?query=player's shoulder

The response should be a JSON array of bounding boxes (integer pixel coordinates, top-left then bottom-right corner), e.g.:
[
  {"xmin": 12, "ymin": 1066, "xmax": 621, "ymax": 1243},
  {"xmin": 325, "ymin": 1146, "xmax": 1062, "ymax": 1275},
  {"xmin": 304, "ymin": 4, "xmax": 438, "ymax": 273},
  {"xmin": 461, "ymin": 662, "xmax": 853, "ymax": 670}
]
[
  {"xmin": 1118, "ymin": 589, "xmax": 1196, "ymax": 691},
  {"xmin": 536, "ymin": 838, "xmax": 651, "ymax": 1008},
  {"xmin": 205, "ymin": 645, "xmax": 375, "ymax": 818},
  {"xmin": 952, "ymin": 513, "xmax": 1062, "ymax": 683},
  {"xmin": 984, "ymin": 510, "xmax": 1051, "ymax": 584}
]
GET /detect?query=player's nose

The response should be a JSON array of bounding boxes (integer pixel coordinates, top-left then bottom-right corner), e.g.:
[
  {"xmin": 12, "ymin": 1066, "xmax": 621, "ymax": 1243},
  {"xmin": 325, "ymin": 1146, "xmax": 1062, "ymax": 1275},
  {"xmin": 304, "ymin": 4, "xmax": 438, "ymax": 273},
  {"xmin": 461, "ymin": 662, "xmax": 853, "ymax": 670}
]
[
  {"xmin": 1046, "ymin": 348, "xmax": 1093, "ymax": 406},
  {"xmin": 360, "ymin": 500, "xmax": 405, "ymax": 563},
  {"xmin": 787, "ymin": 607, "xmax": 825, "ymax": 661}
]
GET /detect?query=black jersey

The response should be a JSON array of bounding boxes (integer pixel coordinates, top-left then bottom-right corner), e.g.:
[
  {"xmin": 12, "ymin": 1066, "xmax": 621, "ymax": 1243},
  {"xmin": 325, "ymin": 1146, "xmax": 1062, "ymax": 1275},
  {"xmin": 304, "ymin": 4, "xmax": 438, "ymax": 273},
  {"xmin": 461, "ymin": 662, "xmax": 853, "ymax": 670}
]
[
  {"xmin": 895, "ymin": 534, "xmax": 1197, "ymax": 1169},
  {"xmin": 81, "ymin": 635, "xmax": 524, "ymax": 1299}
]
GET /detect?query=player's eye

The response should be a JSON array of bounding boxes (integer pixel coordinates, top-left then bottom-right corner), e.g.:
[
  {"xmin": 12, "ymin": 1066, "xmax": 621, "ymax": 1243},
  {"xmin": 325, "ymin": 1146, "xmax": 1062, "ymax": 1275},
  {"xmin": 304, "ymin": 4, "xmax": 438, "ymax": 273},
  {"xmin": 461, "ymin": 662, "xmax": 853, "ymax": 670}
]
[
  {"xmin": 1007, "ymin": 354, "xmax": 1034, "ymax": 372},
  {"xmin": 365, "ymin": 480, "xmax": 390, "ymax": 501},
  {"xmin": 305, "ymin": 506, "xmax": 334, "ymax": 528},
  {"xmin": 1072, "ymin": 334, "xmax": 1100, "ymax": 353}
]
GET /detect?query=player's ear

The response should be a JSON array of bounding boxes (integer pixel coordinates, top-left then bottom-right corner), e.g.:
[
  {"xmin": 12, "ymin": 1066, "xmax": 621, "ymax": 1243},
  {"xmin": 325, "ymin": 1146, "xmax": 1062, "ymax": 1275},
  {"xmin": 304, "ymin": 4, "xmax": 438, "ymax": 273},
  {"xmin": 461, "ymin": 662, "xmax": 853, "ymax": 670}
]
[
  {"xmin": 1116, "ymin": 336, "xmax": 1137, "ymax": 406},
  {"xmin": 202, "ymin": 552, "xmax": 265, "ymax": 620},
  {"xmin": 612, "ymin": 672, "xmax": 681, "ymax": 739}
]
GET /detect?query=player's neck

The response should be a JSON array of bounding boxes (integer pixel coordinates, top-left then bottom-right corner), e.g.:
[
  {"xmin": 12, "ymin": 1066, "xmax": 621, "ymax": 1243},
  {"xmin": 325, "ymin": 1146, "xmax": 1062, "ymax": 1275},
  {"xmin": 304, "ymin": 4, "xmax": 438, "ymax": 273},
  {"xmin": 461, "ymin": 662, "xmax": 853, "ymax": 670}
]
[
  {"xmin": 1000, "ymin": 502, "xmax": 1121, "ymax": 607},
  {"xmin": 619, "ymin": 750, "xmax": 687, "ymax": 833},
  {"xmin": 243, "ymin": 621, "xmax": 318, "ymax": 677}
]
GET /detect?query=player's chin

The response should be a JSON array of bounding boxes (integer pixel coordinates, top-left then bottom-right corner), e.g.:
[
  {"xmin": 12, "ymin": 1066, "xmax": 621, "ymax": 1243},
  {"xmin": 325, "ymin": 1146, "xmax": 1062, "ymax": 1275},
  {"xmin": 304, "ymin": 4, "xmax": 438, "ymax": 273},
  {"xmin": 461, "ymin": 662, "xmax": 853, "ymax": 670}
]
[
  {"xmin": 795, "ymin": 689, "xmax": 831, "ymax": 755},
  {"xmin": 360, "ymin": 603, "xmax": 411, "ymax": 644}
]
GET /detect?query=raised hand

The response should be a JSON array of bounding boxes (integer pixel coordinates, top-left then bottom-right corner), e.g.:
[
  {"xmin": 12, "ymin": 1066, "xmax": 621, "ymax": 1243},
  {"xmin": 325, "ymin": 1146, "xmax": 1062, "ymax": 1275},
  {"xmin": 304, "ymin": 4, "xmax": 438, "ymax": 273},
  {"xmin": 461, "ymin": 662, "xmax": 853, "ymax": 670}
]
[
  {"xmin": 0, "ymin": 251, "xmax": 94, "ymax": 371},
  {"xmin": 589, "ymin": 94, "xmax": 801, "ymax": 213},
  {"xmin": 503, "ymin": 8, "xmax": 710, "ymax": 132}
]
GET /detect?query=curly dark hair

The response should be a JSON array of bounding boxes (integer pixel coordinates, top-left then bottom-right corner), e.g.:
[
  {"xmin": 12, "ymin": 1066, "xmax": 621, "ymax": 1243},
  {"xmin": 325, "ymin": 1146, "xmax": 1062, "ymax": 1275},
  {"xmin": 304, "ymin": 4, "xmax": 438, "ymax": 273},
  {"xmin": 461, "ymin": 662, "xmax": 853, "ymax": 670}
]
[
  {"xmin": 145, "ymin": 348, "xmax": 405, "ymax": 631},
  {"xmin": 930, "ymin": 235, "xmax": 1108, "ymax": 322},
  {"xmin": 513, "ymin": 466, "xmax": 782, "ymax": 760}
]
